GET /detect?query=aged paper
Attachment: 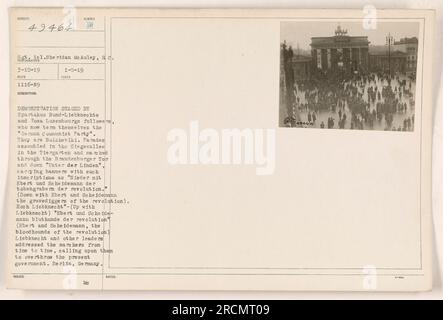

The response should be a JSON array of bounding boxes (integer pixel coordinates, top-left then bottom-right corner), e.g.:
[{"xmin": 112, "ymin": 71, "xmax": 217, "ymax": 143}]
[{"xmin": 7, "ymin": 8, "xmax": 434, "ymax": 291}]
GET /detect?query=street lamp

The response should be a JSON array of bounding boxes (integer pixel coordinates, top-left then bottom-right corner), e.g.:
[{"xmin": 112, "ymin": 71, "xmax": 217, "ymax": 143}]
[{"xmin": 386, "ymin": 33, "xmax": 394, "ymax": 79}]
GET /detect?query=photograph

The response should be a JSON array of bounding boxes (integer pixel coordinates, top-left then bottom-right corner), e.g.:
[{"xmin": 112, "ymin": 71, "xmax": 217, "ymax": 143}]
[{"xmin": 279, "ymin": 21, "xmax": 419, "ymax": 131}]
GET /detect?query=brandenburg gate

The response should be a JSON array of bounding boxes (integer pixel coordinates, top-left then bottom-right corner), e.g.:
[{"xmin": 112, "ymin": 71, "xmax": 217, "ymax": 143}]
[{"xmin": 310, "ymin": 25, "xmax": 370, "ymax": 73}]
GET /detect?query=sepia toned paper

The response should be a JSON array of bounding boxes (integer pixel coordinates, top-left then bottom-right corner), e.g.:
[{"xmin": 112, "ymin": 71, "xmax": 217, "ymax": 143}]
[{"xmin": 7, "ymin": 7, "xmax": 434, "ymax": 291}]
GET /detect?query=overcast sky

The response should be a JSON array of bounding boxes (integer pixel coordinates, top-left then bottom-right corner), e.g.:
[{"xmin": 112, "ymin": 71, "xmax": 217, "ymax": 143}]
[{"xmin": 281, "ymin": 21, "xmax": 420, "ymax": 51}]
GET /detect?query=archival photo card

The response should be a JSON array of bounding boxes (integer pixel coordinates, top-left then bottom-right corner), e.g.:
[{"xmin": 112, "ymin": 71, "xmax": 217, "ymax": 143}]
[{"xmin": 7, "ymin": 8, "xmax": 434, "ymax": 291}]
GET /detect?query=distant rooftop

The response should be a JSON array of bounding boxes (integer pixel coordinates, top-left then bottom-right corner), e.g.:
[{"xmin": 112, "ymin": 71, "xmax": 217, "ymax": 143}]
[
  {"xmin": 291, "ymin": 54, "xmax": 312, "ymax": 62},
  {"xmin": 394, "ymin": 37, "xmax": 418, "ymax": 45},
  {"xmin": 369, "ymin": 50, "xmax": 408, "ymax": 57},
  {"xmin": 368, "ymin": 45, "xmax": 387, "ymax": 54}
]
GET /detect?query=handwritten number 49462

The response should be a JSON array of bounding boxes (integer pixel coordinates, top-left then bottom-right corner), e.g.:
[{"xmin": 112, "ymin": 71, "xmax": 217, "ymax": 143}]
[{"xmin": 28, "ymin": 23, "xmax": 73, "ymax": 32}]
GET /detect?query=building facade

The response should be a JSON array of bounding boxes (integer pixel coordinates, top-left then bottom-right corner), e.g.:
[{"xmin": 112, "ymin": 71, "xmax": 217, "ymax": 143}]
[
  {"xmin": 310, "ymin": 26, "xmax": 370, "ymax": 73},
  {"xmin": 369, "ymin": 50, "xmax": 407, "ymax": 74},
  {"xmin": 290, "ymin": 54, "xmax": 312, "ymax": 80},
  {"xmin": 394, "ymin": 37, "xmax": 418, "ymax": 74}
]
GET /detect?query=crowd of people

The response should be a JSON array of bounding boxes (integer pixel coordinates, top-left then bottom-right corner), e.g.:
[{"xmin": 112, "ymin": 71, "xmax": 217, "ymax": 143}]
[{"xmin": 282, "ymin": 71, "xmax": 416, "ymax": 131}]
